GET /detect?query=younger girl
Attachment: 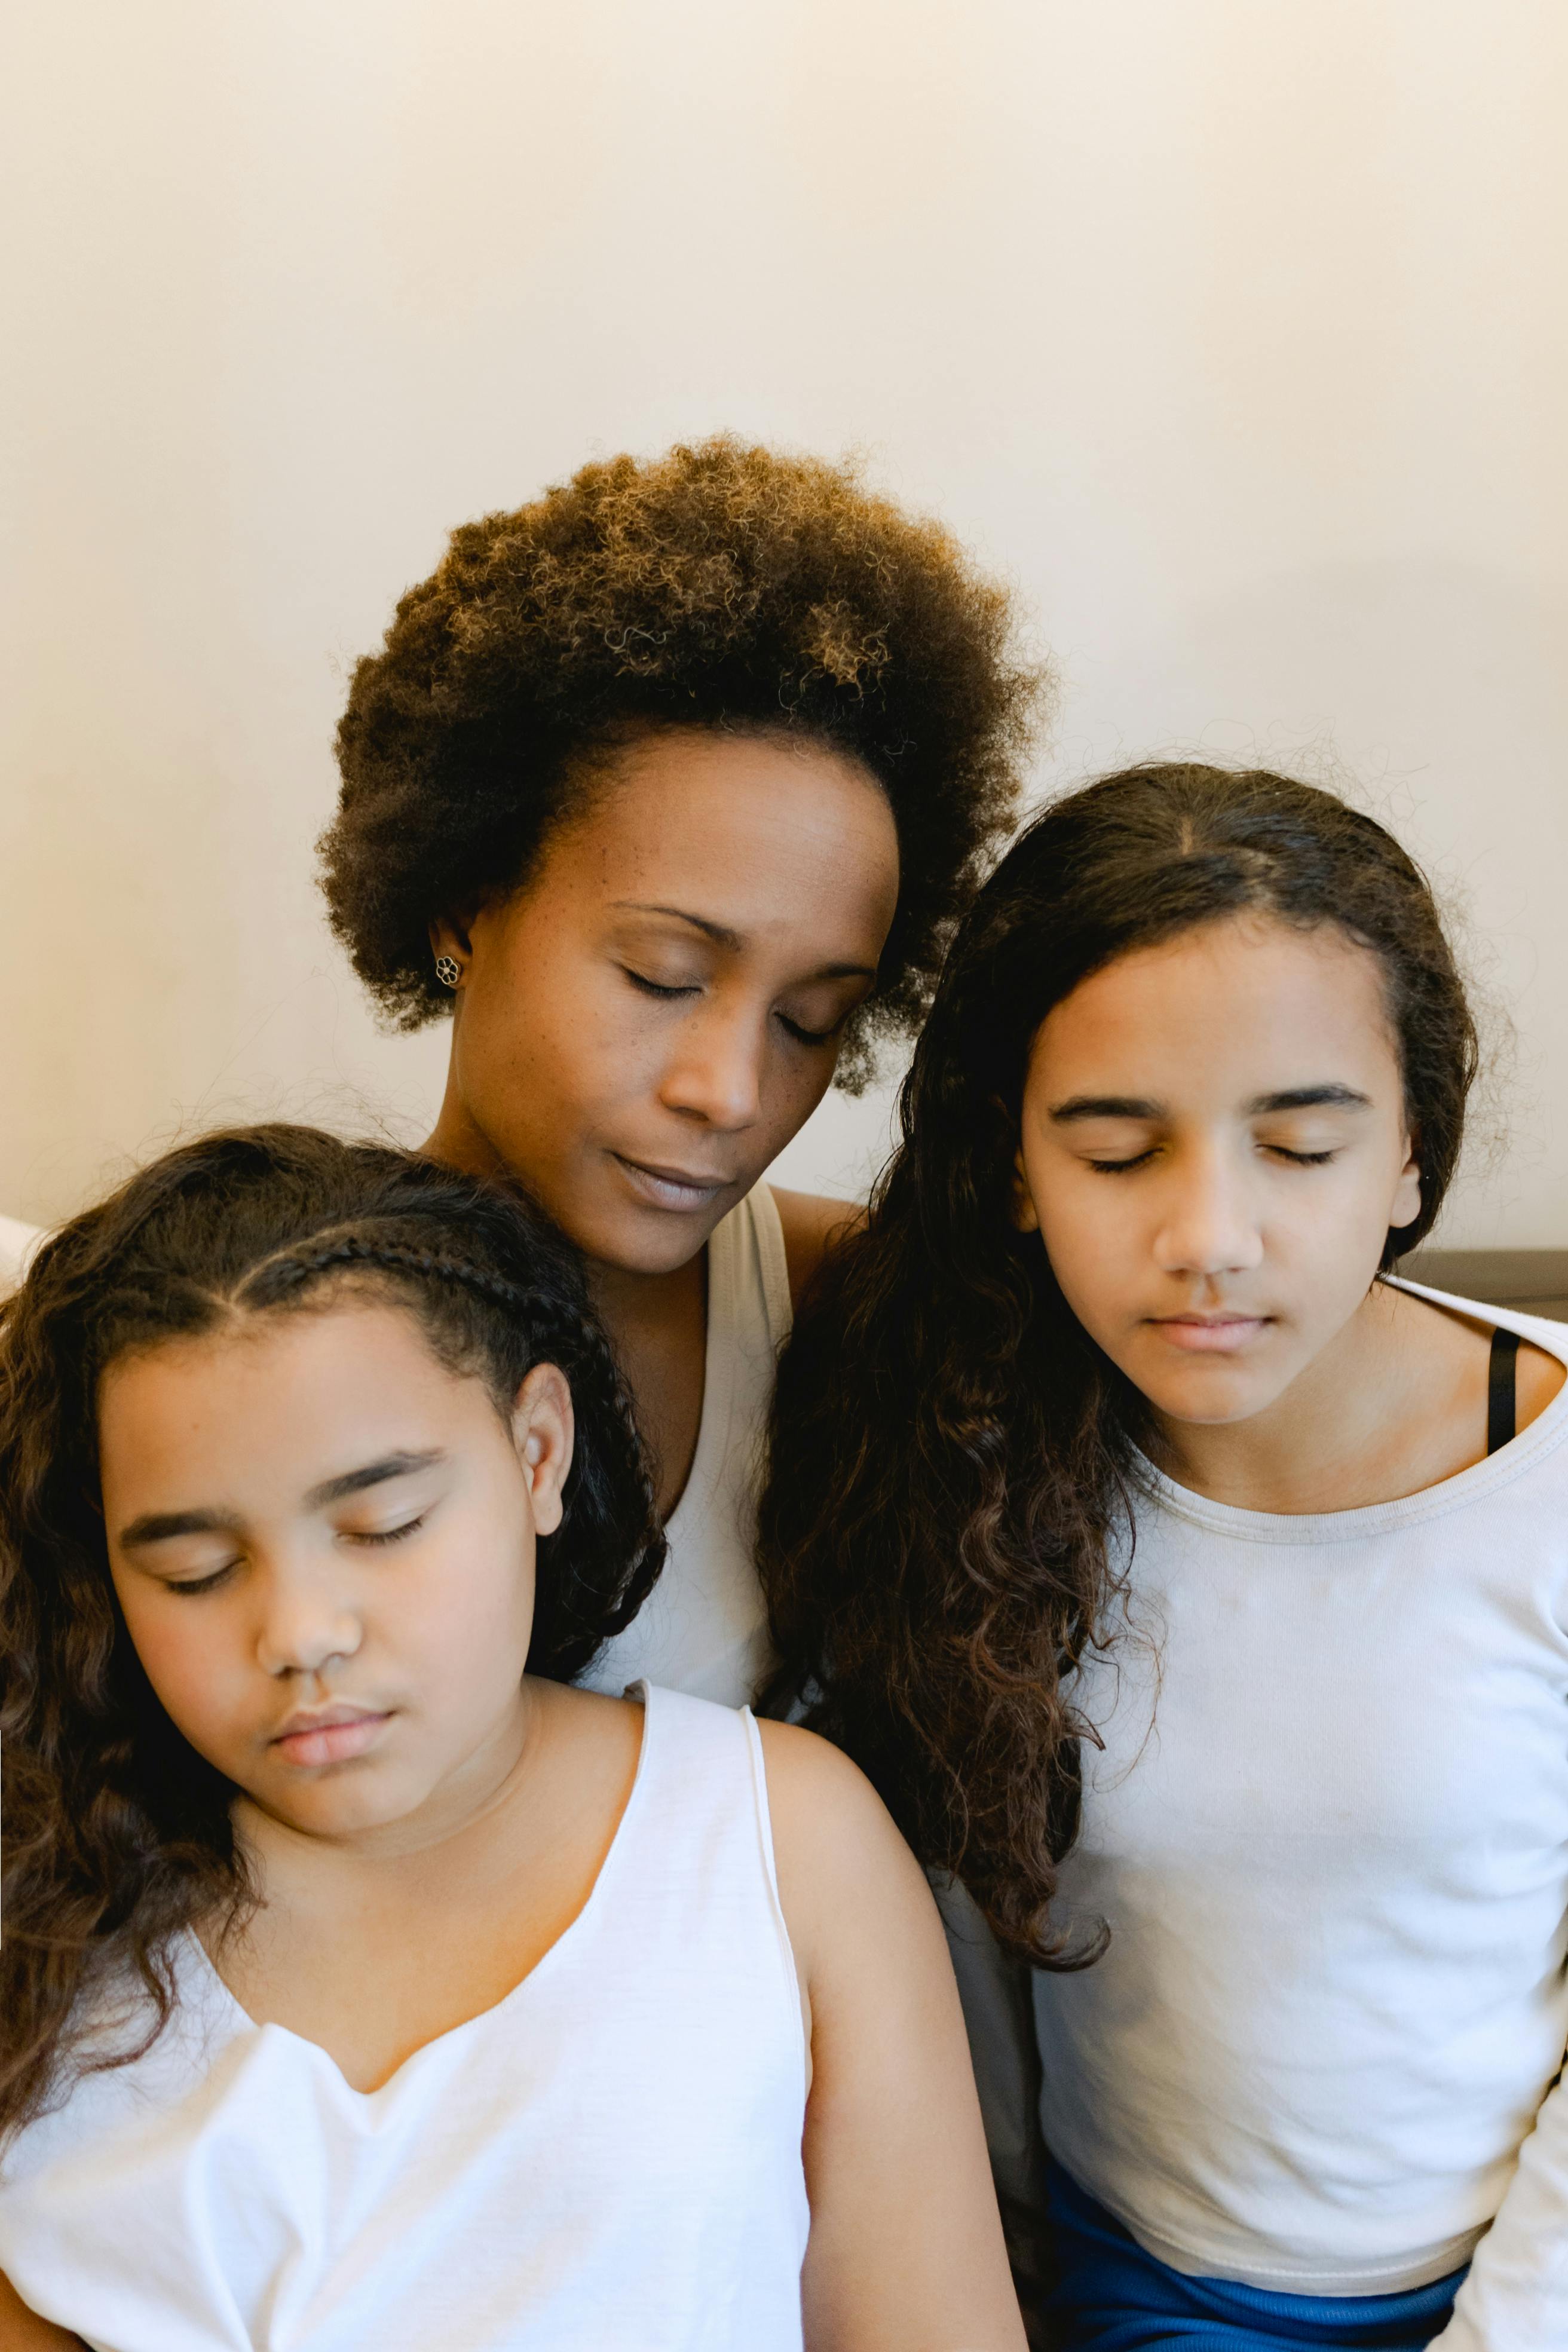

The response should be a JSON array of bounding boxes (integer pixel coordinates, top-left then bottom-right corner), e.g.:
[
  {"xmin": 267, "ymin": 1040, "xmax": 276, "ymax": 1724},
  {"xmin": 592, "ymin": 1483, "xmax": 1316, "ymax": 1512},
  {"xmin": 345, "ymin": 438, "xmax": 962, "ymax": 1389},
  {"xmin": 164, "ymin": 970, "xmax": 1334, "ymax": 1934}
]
[
  {"xmin": 763, "ymin": 767, "xmax": 1568, "ymax": 2351},
  {"xmin": 0, "ymin": 1125, "xmax": 1022, "ymax": 2351}
]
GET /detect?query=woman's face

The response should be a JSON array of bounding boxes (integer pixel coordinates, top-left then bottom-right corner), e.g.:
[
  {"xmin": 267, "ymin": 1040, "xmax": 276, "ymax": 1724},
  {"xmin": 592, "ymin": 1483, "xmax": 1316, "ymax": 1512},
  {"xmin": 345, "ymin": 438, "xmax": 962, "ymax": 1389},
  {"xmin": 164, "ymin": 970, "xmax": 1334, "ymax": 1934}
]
[
  {"xmin": 429, "ymin": 728, "xmax": 901, "ymax": 1275},
  {"xmin": 1012, "ymin": 915, "xmax": 1423, "ymax": 1432}
]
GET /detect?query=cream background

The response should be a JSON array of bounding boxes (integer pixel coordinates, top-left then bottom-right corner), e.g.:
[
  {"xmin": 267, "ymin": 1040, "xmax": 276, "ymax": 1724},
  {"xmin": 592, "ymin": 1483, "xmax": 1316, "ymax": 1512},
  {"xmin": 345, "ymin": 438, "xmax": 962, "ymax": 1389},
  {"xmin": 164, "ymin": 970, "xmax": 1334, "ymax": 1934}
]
[{"xmin": 3, "ymin": 1, "xmax": 1565, "ymax": 1238}]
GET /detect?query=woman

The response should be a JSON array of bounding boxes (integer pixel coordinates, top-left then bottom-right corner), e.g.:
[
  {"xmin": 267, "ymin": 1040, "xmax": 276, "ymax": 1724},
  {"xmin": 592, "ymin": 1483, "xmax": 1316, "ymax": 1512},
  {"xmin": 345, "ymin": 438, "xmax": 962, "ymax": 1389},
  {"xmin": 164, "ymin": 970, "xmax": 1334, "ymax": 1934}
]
[{"xmin": 320, "ymin": 433, "xmax": 1040, "ymax": 1704}]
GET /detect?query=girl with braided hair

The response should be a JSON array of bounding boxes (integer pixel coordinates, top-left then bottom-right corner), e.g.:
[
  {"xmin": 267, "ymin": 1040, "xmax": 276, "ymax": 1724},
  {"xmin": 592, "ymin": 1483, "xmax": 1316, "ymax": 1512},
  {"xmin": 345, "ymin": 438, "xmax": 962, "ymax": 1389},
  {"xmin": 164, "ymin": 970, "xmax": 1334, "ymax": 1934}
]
[
  {"xmin": 318, "ymin": 434, "xmax": 1040, "ymax": 1709},
  {"xmin": 0, "ymin": 1124, "xmax": 1023, "ymax": 2351}
]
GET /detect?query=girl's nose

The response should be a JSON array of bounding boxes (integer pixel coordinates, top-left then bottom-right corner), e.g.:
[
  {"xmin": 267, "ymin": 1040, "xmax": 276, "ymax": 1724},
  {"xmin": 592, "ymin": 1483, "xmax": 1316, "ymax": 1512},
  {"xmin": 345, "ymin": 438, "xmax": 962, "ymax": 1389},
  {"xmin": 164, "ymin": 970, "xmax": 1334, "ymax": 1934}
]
[
  {"xmin": 657, "ymin": 1000, "xmax": 766, "ymax": 1131},
  {"xmin": 256, "ymin": 1582, "xmax": 363, "ymax": 1679},
  {"xmin": 1152, "ymin": 1154, "xmax": 1266, "ymax": 1280}
]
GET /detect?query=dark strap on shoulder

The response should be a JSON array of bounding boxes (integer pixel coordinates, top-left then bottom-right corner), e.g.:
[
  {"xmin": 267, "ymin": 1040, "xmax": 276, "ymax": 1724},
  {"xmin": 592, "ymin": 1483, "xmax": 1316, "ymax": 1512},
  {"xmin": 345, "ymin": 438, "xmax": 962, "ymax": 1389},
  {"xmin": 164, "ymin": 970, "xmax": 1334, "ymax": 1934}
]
[{"xmin": 1487, "ymin": 1325, "xmax": 1521, "ymax": 1456}]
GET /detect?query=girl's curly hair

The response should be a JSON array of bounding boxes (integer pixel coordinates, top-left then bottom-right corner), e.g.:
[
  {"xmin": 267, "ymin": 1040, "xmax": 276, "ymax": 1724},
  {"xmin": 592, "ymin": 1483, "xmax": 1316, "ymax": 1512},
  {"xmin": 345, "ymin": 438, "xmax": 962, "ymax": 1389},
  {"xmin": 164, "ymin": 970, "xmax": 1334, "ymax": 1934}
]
[
  {"xmin": 0, "ymin": 1124, "xmax": 664, "ymax": 2141},
  {"xmin": 319, "ymin": 436, "xmax": 1042, "ymax": 1080},
  {"xmin": 758, "ymin": 764, "xmax": 1478, "ymax": 1964}
]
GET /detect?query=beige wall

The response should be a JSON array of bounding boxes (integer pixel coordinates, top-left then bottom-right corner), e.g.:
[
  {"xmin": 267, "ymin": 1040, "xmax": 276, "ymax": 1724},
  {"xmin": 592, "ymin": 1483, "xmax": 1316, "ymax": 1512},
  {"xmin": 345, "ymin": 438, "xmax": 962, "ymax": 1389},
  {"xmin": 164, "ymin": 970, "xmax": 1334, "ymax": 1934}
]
[{"xmin": 4, "ymin": 0, "xmax": 1565, "ymax": 1239}]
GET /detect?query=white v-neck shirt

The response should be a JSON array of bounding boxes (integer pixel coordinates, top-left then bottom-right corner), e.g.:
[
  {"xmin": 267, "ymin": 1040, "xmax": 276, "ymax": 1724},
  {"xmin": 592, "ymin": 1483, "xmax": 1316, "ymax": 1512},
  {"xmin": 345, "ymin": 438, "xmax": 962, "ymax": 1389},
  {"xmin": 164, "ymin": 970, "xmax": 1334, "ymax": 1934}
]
[
  {"xmin": 582, "ymin": 1184, "xmax": 792, "ymax": 1707},
  {"xmin": 1033, "ymin": 1282, "xmax": 1568, "ymax": 2347},
  {"xmin": 0, "ymin": 1685, "xmax": 810, "ymax": 2352}
]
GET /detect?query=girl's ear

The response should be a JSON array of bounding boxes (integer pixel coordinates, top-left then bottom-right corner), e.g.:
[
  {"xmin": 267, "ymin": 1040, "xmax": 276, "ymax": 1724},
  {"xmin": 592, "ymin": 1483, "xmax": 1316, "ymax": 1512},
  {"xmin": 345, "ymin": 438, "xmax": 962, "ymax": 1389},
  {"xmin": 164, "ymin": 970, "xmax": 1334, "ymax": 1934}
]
[
  {"xmin": 1389, "ymin": 1132, "xmax": 1423, "ymax": 1235},
  {"xmin": 509, "ymin": 1363, "xmax": 575, "ymax": 1537},
  {"xmin": 1010, "ymin": 1143, "xmax": 1041, "ymax": 1235}
]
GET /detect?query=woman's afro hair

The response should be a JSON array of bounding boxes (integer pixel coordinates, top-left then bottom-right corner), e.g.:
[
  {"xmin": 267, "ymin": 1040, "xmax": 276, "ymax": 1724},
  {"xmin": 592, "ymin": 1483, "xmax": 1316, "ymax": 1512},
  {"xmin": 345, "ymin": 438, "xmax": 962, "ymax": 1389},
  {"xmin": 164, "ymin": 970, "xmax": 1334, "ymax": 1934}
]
[{"xmin": 319, "ymin": 436, "xmax": 1045, "ymax": 1083}]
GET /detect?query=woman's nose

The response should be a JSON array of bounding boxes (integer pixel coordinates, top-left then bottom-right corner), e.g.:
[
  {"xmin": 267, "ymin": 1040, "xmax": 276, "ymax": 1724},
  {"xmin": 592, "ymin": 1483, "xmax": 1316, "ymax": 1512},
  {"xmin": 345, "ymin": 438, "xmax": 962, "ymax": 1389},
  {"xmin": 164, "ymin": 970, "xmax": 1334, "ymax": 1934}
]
[{"xmin": 657, "ymin": 1000, "xmax": 766, "ymax": 1130}]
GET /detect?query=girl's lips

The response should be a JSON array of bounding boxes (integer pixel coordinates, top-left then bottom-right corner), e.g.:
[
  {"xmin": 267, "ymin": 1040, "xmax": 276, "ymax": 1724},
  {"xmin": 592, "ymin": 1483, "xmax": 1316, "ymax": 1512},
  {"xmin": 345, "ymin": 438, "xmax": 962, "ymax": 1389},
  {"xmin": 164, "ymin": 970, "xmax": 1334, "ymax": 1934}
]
[
  {"xmin": 1149, "ymin": 1316, "xmax": 1268, "ymax": 1354},
  {"xmin": 270, "ymin": 1713, "xmax": 391, "ymax": 1767}
]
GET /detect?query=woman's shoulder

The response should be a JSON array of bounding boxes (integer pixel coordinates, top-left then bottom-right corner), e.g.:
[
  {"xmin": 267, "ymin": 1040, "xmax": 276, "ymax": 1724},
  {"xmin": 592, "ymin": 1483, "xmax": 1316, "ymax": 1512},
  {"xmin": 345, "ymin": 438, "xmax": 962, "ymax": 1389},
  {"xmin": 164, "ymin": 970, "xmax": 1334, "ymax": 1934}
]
[{"xmin": 765, "ymin": 1189, "xmax": 865, "ymax": 1313}]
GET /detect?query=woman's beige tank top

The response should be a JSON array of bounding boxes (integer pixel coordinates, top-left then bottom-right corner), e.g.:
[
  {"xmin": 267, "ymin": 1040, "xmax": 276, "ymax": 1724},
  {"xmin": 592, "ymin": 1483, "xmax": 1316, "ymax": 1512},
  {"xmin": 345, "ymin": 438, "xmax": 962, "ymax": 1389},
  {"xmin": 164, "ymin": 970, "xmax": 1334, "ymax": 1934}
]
[{"xmin": 581, "ymin": 1184, "xmax": 792, "ymax": 1707}]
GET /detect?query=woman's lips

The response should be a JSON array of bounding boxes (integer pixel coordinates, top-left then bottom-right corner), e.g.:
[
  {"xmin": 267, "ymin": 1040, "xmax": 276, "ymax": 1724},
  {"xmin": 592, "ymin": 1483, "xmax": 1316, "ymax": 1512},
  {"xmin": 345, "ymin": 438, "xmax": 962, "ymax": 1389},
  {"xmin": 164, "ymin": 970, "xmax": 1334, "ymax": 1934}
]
[
  {"xmin": 1148, "ymin": 1315, "xmax": 1268, "ymax": 1354},
  {"xmin": 611, "ymin": 1154, "xmax": 732, "ymax": 1212},
  {"xmin": 270, "ymin": 1712, "xmax": 391, "ymax": 1767}
]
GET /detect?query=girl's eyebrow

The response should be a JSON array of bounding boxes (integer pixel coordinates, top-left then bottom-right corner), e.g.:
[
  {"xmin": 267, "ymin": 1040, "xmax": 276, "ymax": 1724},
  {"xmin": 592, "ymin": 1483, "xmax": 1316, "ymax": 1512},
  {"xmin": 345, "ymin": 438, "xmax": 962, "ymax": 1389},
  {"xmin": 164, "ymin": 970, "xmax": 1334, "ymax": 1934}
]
[
  {"xmin": 1049, "ymin": 1083, "xmax": 1374, "ymax": 1124},
  {"xmin": 304, "ymin": 1449, "xmax": 447, "ymax": 1511},
  {"xmin": 117, "ymin": 1450, "xmax": 447, "ymax": 1551},
  {"xmin": 1246, "ymin": 1085, "xmax": 1373, "ymax": 1114},
  {"xmin": 1049, "ymin": 1094, "xmax": 1162, "ymax": 1123}
]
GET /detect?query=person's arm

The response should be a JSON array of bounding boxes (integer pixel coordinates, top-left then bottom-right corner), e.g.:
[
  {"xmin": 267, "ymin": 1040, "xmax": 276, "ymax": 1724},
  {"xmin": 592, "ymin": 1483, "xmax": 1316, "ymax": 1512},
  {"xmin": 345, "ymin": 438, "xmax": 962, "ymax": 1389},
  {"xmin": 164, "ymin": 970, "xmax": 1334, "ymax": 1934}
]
[
  {"xmin": 1426, "ymin": 2051, "xmax": 1568, "ymax": 2350},
  {"xmin": 770, "ymin": 1189, "xmax": 865, "ymax": 1313},
  {"xmin": 761, "ymin": 1720, "xmax": 1028, "ymax": 2352},
  {"xmin": 0, "ymin": 2271, "xmax": 85, "ymax": 2351}
]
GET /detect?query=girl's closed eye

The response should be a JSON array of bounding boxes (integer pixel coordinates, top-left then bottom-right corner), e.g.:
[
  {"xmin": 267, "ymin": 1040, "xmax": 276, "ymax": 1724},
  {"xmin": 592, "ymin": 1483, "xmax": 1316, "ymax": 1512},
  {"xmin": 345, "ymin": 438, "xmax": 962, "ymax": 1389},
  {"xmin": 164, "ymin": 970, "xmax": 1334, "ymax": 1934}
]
[
  {"xmin": 344, "ymin": 1513, "xmax": 428, "ymax": 1548},
  {"xmin": 169, "ymin": 1558, "xmax": 243, "ymax": 1597}
]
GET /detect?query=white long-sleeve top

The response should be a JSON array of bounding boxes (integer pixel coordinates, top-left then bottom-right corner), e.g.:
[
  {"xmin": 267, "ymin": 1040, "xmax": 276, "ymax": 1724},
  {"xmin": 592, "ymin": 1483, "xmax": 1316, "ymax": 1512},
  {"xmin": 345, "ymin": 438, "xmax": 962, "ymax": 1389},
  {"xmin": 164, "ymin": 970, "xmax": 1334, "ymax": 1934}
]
[{"xmin": 1033, "ymin": 1283, "xmax": 1568, "ymax": 2349}]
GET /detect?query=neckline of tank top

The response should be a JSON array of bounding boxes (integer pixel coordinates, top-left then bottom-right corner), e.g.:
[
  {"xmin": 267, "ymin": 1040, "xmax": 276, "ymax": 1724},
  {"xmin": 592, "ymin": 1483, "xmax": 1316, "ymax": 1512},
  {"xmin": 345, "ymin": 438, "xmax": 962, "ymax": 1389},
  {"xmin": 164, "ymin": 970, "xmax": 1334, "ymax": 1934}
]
[
  {"xmin": 180, "ymin": 1677, "xmax": 662, "ymax": 2102},
  {"xmin": 662, "ymin": 1184, "xmax": 787, "ymax": 1538},
  {"xmin": 1128, "ymin": 1280, "xmax": 1568, "ymax": 1548}
]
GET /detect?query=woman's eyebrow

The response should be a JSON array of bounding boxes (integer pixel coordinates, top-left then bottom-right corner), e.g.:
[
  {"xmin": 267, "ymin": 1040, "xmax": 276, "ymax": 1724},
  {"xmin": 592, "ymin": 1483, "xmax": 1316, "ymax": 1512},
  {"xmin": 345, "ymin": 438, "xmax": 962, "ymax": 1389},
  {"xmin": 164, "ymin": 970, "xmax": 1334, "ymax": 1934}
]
[
  {"xmin": 611, "ymin": 899, "xmax": 742, "ymax": 949},
  {"xmin": 610, "ymin": 899, "xmax": 877, "ymax": 979}
]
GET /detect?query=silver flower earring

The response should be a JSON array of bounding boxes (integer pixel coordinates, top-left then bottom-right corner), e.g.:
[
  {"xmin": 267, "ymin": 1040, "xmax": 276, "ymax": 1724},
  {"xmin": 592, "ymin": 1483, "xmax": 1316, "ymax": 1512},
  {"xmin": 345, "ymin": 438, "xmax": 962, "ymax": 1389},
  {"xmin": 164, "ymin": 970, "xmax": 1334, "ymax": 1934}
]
[{"xmin": 434, "ymin": 956, "xmax": 462, "ymax": 990}]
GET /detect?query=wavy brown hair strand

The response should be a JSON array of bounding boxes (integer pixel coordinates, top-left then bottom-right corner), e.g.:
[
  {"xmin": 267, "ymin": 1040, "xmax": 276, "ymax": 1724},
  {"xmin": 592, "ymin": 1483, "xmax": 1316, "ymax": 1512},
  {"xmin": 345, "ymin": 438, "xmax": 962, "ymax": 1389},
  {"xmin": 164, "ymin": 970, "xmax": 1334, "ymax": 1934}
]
[{"xmin": 758, "ymin": 764, "xmax": 1477, "ymax": 1962}]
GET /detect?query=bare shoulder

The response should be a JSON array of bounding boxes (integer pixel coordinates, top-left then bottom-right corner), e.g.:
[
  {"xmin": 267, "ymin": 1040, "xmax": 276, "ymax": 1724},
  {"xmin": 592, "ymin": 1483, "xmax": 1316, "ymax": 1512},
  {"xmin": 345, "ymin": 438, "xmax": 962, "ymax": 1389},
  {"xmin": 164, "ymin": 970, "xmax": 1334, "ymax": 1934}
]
[
  {"xmin": 1519, "ymin": 1337, "xmax": 1567, "ymax": 1432},
  {"xmin": 767, "ymin": 1188, "xmax": 866, "ymax": 1311},
  {"xmin": 755, "ymin": 1719, "xmax": 939, "ymax": 1960}
]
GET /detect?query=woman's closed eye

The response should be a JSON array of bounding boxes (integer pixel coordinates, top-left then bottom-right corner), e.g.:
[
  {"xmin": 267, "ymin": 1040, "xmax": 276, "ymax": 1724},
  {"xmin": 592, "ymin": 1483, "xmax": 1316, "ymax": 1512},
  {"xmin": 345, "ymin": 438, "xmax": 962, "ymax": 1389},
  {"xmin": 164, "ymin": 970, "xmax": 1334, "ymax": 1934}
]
[{"xmin": 621, "ymin": 966, "xmax": 700, "ymax": 1002}]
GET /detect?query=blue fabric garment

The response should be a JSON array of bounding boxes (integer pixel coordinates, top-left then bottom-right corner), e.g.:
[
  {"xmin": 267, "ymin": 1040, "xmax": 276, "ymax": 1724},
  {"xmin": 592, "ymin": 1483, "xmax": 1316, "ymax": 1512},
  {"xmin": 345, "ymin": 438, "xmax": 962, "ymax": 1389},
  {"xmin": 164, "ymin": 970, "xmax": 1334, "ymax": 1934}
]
[{"xmin": 1046, "ymin": 2161, "xmax": 1465, "ymax": 2351}]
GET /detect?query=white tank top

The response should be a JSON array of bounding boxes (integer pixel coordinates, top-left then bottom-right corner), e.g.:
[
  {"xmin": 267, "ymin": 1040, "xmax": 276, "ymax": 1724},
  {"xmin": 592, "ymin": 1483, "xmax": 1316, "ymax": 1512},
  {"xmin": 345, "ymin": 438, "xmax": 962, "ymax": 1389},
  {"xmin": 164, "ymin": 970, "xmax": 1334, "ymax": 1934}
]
[
  {"xmin": 0, "ymin": 1685, "xmax": 810, "ymax": 2352},
  {"xmin": 583, "ymin": 1184, "xmax": 792, "ymax": 1707}
]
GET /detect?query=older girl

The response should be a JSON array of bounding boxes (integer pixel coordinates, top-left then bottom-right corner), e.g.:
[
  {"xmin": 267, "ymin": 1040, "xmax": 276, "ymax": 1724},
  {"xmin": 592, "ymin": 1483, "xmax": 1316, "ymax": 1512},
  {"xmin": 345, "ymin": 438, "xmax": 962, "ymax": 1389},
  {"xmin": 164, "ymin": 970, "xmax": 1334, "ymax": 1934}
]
[
  {"xmin": 764, "ymin": 766, "xmax": 1568, "ymax": 2351},
  {"xmin": 0, "ymin": 1125, "xmax": 1021, "ymax": 2351}
]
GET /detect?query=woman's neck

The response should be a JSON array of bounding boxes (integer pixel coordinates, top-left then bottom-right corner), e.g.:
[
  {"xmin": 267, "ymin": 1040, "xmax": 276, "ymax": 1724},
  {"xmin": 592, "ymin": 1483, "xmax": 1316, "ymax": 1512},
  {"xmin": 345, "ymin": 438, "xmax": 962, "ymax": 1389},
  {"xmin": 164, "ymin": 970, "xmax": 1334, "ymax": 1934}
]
[
  {"xmin": 1146, "ymin": 1281, "xmax": 1509, "ymax": 1515},
  {"xmin": 587, "ymin": 1252, "xmax": 708, "ymax": 1518}
]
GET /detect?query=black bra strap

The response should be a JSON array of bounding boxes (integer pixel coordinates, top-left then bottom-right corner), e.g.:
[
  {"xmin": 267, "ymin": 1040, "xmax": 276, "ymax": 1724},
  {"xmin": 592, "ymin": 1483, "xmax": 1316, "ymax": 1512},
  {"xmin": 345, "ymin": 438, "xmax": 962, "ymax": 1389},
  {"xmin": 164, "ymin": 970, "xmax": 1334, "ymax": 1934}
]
[{"xmin": 1487, "ymin": 1325, "xmax": 1521, "ymax": 1456}]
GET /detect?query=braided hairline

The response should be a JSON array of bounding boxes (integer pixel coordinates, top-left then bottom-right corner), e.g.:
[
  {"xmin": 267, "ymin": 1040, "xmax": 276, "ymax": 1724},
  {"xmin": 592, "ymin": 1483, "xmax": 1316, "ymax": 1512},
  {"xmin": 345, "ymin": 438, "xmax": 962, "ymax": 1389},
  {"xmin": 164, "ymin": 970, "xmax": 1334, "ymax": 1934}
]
[
  {"xmin": 233, "ymin": 1231, "xmax": 663, "ymax": 1561},
  {"xmin": 235, "ymin": 1232, "xmax": 549, "ymax": 1320}
]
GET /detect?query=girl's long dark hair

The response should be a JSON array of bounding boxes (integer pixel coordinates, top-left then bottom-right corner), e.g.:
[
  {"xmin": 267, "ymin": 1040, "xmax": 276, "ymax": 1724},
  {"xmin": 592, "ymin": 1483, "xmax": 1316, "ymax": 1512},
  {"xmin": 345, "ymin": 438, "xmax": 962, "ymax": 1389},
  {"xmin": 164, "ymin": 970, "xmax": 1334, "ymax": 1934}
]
[
  {"xmin": 0, "ymin": 1125, "xmax": 664, "ymax": 2139},
  {"xmin": 758, "ymin": 764, "xmax": 1477, "ymax": 1963}
]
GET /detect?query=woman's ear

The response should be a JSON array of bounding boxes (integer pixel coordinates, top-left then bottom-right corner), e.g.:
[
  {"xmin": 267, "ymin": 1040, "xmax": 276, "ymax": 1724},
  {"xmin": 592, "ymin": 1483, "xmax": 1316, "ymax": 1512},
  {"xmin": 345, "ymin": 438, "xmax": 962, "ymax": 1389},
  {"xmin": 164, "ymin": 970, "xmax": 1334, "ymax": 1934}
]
[
  {"xmin": 428, "ymin": 909, "xmax": 476, "ymax": 975},
  {"xmin": 510, "ymin": 1362, "xmax": 575, "ymax": 1537}
]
